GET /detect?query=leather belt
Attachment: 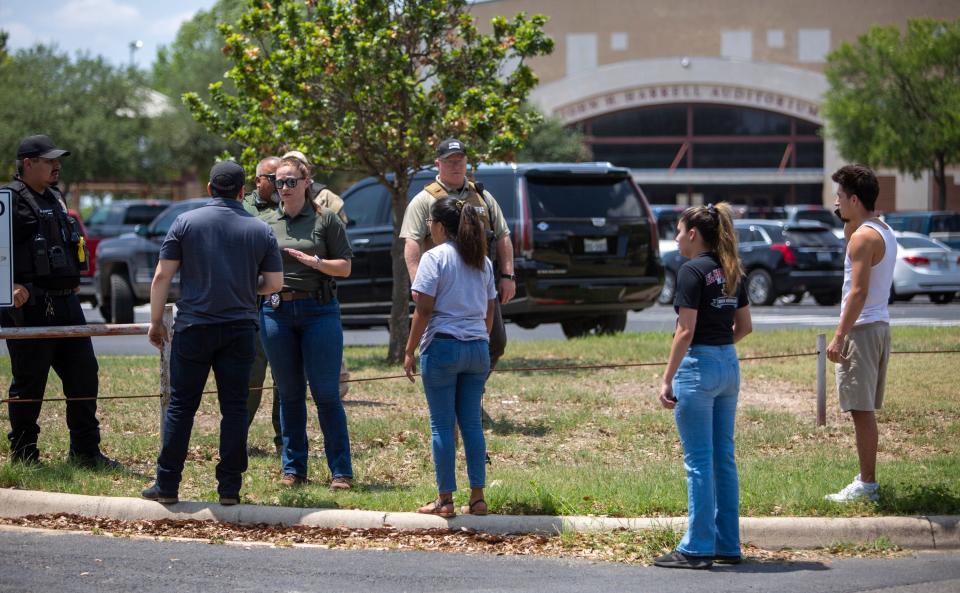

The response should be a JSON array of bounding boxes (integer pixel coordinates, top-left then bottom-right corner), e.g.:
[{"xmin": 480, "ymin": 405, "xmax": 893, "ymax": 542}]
[{"xmin": 279, "ymin": 290, "xmax": 320, "ymax": 302}]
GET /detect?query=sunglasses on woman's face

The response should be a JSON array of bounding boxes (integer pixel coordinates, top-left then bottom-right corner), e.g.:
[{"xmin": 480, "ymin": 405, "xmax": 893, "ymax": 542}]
[{"xmin": 275, "ymin": 177, "xmax": 303, "ymax": 189}]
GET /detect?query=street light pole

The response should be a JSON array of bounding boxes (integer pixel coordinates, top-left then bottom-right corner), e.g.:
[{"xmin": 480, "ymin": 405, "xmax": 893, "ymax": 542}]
[{"xmin": 128, "ymin": 39, "xmax": 143, "ymax": 67}]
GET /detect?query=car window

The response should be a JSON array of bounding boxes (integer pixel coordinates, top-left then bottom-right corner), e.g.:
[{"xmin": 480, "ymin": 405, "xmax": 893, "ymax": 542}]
[
  {"xmin": 86, "ymin": 207, "xmax": 109, "ymax": 225},
  {"xmin": 473, "ymin": 173, "xmax": 516, "ymax": 220},
  {"xmin": 123, "ymin": 205, "xmax": 168, "ymax": 225},
  {"xmin": 655, "ymin": 210, "xmax": 681, "ymax": 240},
  {"xmin": 757, "ymin": 224, "xmax": 784, "ymax": 242},
  {"xmin": 343, "ymin": 183, "xmax": 387, "ymax": 228},
  {"xmin": 736, "ymin": 227, "xmax": 764, "ymax": 243},
  {"xmin": 897, "ymin": 236, "xmax": 943, "ymax": 250},
  {"xmin": 784, "ymin": 228, "xmax": 841, "ymax": 247},
  {"xmin": 150, "ymin": 203, "xmax": 201, "ymax": 237},
  {"xmin": 525, "ymin": 175, "xmax": 642, "ymax": 219},
  {"xmin": 885, "ymin": 216, "xmax": 924, "ymax": 233},
  {"xmin": 795, "ymin": 210, "xmax": 840, "ymax": 228},
  {"xmin": 932, "ymin": 214, "xmax": 960, "ymax": 233}
]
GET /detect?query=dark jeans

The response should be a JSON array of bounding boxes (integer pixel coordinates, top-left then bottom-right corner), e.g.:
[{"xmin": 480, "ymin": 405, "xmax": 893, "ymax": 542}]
[
  {"xmin": 1, "ymin": 293, "xmax": 101, "ymax": 458},
  {"xmin": 246, "ymin": 332, "xmax": 281, "ymax": 450},
  {"xmin": 260, "ymin": 298, "xmax": 351, "ymax": 480},
  {"xmin": 155, "ymin": 322, "xmax": 256, "ymax": 497}
]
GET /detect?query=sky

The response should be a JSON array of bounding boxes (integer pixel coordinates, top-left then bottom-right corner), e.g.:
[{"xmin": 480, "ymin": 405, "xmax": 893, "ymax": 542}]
[{"xmin": 2, "ymin": 0, "xmax": 220, "ymax": 68}]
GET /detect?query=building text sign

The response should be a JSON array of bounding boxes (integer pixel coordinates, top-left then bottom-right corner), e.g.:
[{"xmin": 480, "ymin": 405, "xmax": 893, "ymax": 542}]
[
  {"xmin": 0, "ymin": 189, "xmax": 12, "ymax": 307},
  {"xmin": 553, "ymin": 83, "xmax": 822, "ymax": 124}
]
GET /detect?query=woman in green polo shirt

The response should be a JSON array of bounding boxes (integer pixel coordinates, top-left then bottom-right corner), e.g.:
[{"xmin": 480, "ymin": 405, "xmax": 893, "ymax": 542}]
[{"xmin": 258, "ymin": 157, "xmax": 355, "ymax": 490}]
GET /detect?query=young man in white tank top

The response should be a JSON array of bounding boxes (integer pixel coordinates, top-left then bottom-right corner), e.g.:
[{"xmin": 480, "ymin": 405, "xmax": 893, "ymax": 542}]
[{"xmin": 825, "ymin": 164, "xmax": 896, "ymax": 503}]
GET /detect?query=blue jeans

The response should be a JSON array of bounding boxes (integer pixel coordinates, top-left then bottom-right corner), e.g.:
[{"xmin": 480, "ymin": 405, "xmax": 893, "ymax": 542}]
[
  {"xmin": 156, "ymin": 321, "xmax": 256, "ymax": 497},
  {"xmin": 260, "ymin": 298, "xmax": 351, "ymax": 480},
  {"xmin": 673, "ymin": 344, "xmax": 741, "ymax": 558},
  {"xmin": 420, "ymin": 337, "xmax": 489, "ymax": 494}
]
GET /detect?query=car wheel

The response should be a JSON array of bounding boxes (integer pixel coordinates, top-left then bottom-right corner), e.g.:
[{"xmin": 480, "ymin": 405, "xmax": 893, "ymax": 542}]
[
  {"xmin": 560, "ymin": 318, "xmax": 590, "ymax": 339},
  {"xmin": 888, "ymin": 285, "xmax": 896, "ymax": 305},
  {"xmin": 596, "ymin": 312, "xmax": 627, "ymax": 335},
  {"xmin": 746, "ymin": 269, "xmax": 775, "ymax": 306},
  {"xmin": 110, "ymin": 274, "xmax": 135, "ymax": 324},
  {"xmin": 813, "ymin": 291, "xmax": 841, "ymax": 306},
  {"xmin": 657, "ymin": 271, "xmax": 676, "ymax": 305},
  {"xmin": 930, "ymin": 292, "xmax": 954, "ymax": 305}
]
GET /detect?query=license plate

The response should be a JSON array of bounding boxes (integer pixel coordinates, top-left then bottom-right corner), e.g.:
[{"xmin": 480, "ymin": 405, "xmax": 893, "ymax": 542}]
[
  {"xmin": 584, "ymin": 238, "xmax": 607, "ymax": 253},
  {"xmin": 817, "ymin": 252, "xmax": 832, "ymax": 262}
]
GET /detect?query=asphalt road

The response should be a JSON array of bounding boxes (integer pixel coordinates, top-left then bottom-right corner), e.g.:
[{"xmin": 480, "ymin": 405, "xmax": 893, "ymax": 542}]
[
  {"xmin": 2, "ymin": 298, "xmax": 955, "ymax": 356},
  {"xmin": 1, "ymin": 528, "xmax": 958, "ymax": 593}
]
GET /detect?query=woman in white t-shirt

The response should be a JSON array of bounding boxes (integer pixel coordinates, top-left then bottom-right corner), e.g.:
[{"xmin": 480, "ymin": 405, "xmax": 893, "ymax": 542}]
[{"xmin": 404, "ymin": 197, "xmax": 498, "ymax": 518}]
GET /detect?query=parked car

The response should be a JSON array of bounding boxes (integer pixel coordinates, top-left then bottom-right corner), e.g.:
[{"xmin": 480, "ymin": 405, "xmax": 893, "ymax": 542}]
[
  {"xmin": 651, "ymin": 205, "xmax": 684, "ymax": 256},
  {"xmin": 339, "ymin": 162, "xmax": 664, "ymax": 338},
  {"xmin": 82, "ymin": 199, "xmax": 170, "ymax": 307},
  {"xmin": 890, "ymin": 231, "xmax": 960, "ymax": 304},
  {"xmin": 85, "ymin": 199, "xmax": 170, "ymax": 239},
  {"xmin": 658, "ymin": 220, "xmax": 844, "ymax": 306},
  {"xmin": 783, "ymin": 205, "xmax": 845, "ymax": 240},
  {"xmin": 67, "ymin": 209, "xmax": 97, "ymax": 307},
  {"xmin": 95, "ymin": 199, "xmax": 207, "ymax": 323},
  {"xmin": 882, "ymin": 211, "xmax": 960, "ymax": 249}
]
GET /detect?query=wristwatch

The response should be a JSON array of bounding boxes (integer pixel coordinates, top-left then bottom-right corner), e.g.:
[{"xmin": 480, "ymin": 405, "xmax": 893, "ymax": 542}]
[{"xmin": 501, "ymin": 273, "xmax": 516, "ymax": 280}]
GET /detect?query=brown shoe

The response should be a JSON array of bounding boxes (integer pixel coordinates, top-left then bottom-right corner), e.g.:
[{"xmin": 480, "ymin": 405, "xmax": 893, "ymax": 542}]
[
  {"xmin": 330, "ymin": 476, "xmax": 352, "ymax": 490},
  {"xmin": 279, "ymin": 474, "xmax": 307, "ymax": 487}
]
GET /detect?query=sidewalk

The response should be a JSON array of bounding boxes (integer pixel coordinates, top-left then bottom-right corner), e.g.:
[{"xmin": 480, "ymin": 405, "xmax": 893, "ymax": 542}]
[{"xmin": 0, "ymin": 488, "xmax": 956, "ymax": 550}]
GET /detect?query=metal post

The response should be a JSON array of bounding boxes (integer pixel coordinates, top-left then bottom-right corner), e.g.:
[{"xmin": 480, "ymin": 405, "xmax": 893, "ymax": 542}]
[
  {"xmin": 159, "ymin": 305, "xmax": 173, "ymax": 441},
  {"xmin": 816, "ymin": 333, "xmax": 826, "ymax": 426}
]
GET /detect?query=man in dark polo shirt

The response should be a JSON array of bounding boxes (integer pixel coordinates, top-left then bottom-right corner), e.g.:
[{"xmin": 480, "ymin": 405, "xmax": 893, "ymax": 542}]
[{"xmin": 142, "ymin": 160, "xmax": 283, "ymax": 505}]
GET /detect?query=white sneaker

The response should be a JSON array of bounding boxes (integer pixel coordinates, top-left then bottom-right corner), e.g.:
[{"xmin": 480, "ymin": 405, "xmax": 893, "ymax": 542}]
[{"xmin": 825, "ymin": 475, "xmax": 879, "ymax": 502}]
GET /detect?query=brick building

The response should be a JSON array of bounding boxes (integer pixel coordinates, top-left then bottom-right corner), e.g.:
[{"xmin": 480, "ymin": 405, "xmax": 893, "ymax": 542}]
[{"xmin": 471, "ymin": 0, "xmax": 960, "ymax": 211}]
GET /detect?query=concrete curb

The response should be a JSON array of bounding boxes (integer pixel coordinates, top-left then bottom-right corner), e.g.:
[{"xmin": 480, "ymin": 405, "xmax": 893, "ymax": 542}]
[{"xmin": 0, "ymin": 488, "xmax": 956, "ymax": 550}]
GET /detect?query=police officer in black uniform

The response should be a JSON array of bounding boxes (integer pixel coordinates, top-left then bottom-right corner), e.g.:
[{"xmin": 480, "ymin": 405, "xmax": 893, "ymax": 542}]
[{"xmin": 1, "ymin": 135, "xmax": 122, "ymax": 468}]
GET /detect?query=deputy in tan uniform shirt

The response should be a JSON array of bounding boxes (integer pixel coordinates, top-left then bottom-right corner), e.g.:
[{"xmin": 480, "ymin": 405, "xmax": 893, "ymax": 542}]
[{"xmin": 399, "ymin": 138, "xmax": 515, "ymax": 368}]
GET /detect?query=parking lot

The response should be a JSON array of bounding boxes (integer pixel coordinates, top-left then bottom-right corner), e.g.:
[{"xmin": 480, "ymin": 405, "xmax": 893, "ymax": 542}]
[{"xmin": 3, "ymin": 298, "xmax": 954, "ymax": 357}]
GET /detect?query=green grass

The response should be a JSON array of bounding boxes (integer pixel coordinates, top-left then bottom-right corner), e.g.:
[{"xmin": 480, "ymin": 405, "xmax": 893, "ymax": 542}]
[{"xmin": 1, "ymin": 327, "xmax": 958, "ymax": 517}]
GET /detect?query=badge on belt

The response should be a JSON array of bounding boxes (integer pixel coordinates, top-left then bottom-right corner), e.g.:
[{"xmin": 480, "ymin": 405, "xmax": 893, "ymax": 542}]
[{"xmin": 269, "ymin": 293, "xmax": 281, "ymax": 309}]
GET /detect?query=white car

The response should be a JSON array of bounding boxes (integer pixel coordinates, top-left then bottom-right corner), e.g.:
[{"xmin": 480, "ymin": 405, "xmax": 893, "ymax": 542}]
[{"xmin": 891, "ymin": 232, "xmax": 960, "ymax": 304}]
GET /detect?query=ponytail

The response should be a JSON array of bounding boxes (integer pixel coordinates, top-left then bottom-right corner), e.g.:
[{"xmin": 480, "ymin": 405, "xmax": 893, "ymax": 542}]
[
  {"xmin": 712, "ymin": 203, "xmax": 742, "ymax": 296},
  {"xmin": 679, "ymin": 202, "xmax": 743, "ymax": 296},
  {"xmin": 431, "ymin": 197, "xmax": 487, "ymax": 270}
]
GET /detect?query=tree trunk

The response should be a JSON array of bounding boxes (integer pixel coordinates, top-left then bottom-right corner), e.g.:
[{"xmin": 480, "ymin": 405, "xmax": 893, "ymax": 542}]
[
  {"xmin": 934, "ymin": 151, "xmax": 947, "ymax": 211},
  {"xmin": 386, "ymin": 180, "xmax": 412, "ymax": 364}
]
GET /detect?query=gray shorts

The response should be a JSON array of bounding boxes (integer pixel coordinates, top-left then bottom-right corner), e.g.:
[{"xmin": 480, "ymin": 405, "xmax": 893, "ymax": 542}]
[{"xmin": 835, "ymin": 321, "xmax": 891, "ymax": 412}]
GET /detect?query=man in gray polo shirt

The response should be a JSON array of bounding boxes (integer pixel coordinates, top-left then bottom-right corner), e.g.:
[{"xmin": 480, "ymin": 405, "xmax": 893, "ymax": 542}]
[{"xmin": 142, "ymin": 160, "xmax": 283, "ymax": 506}]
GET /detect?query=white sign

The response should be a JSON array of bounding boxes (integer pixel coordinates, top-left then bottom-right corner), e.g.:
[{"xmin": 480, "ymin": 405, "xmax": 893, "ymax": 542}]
[
  {"xmin": 0, "ymin": 189, "xmax": 11, "ymax": 306},
  {"xmin": 553, "ymin": 83, "xmax": 822, "ymax": 125}
]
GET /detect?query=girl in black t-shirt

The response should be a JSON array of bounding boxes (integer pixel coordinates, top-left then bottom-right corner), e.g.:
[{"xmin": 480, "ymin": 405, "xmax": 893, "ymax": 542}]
[{"xmin": 654, "ymin": 203, "xmax": 752, "ymax": 570}]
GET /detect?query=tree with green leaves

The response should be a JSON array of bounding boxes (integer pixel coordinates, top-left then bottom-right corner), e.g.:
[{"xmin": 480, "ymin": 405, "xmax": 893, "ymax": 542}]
[
  {"xmin": 186, "ymin": 0, "xmax": 553, "ymax": 361},
  {"xmin": 148, "ymin": 0, "xmax": 247, "ymax": 182},
  {"xmin": 517, "ymin": 107, "xmax": 589, "ymax": 163},
  {"xmin": 824, "ymin": 17, "xmax": 960, "ymax": 211},
  {"xmin": 0, "ymin": 45, "xmax": 157, "ymax": 192}
]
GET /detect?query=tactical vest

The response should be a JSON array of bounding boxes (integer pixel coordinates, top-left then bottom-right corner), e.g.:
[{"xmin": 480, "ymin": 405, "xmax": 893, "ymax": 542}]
[
  {"xmin": 4, "ymin": 180, "xmax": 87, "ymax": 283},
  {"xmin": 421, "ymin": 181, "xmax": 494, "ymax": 254}
]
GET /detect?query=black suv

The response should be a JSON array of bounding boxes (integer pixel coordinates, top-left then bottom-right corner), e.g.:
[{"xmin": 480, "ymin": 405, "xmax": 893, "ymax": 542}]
[
  {"xmin": 659, "ymin": 219, "xmax": 844, "ymax": 306},
  {"xmin": 95, "ymin": 198, "xmax": 208, "ymax": 323},
  {"xmin": 338, "ymin": 163, "xmax": 664, "ymax": 338}
]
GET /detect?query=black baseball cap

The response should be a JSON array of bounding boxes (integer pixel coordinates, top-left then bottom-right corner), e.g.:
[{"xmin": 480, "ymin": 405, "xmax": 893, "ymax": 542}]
[
  {"xmin": 209, "ymin": 160, "xmax": 245, "ymax": 195},
  {"xmin": 436, "ymin": 138, "xmax": 467, "ymax": 159},
  {"xmin": 17, "ymin": 135, "xmax": 70, "ymax": 159}
]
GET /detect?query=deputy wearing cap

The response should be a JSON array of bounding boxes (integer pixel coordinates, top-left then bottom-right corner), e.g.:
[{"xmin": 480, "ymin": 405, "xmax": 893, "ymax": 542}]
[
  {"xmin": 280, "ymin": 150, "xmax": 348, "ymax": 224},
  {"xmin": 399, "ymin": 138, "xmax": 515, "ymax": 370},
  {"xmin": 1, "ymin": 135, "xmax": 124, "ymax": 468},
  {"xmin": 142, "ymin": 160, "xmax": 283, "ymax": 505}
]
